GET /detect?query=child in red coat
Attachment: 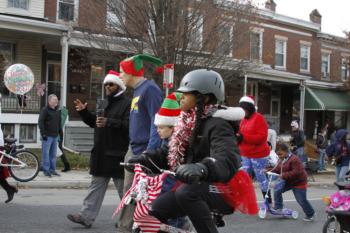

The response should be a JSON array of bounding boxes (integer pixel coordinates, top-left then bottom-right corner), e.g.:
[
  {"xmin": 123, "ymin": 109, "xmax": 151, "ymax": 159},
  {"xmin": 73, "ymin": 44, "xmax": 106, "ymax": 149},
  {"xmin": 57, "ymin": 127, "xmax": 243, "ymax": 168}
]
[
  {"xmin": 269, "ymin": 142, "xmax": 315, "ymax": 221},
  {"xmin": 237, "ymin": 95, "xmax": 270, "ymax": 202}
]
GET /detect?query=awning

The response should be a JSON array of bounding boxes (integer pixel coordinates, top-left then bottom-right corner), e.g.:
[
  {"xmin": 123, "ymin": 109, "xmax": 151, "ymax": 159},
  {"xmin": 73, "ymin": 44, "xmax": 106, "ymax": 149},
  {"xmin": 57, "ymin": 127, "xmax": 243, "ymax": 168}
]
[{"xmin": 305, "ymin": 87, "xmax": 350, "ymax": 111}]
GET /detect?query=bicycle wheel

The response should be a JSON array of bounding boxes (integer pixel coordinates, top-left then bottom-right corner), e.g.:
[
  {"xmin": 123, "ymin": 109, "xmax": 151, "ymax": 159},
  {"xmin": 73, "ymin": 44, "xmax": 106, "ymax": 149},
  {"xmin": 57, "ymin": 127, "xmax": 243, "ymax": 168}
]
[
  {"xmin": 9, "ymin": 150, "xmax": 40, "ymax": 182},
  {"xmin": 322, "ymin": 216, "xmax": 342, "ymax": 233}
]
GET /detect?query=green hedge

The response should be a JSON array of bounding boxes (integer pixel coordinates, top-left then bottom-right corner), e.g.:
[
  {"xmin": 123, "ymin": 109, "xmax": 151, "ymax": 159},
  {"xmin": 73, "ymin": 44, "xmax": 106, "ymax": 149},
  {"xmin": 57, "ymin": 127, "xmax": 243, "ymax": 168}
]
[{"xmin": 28, "ymin": 149, "xmax": 90, "ymax": 170}]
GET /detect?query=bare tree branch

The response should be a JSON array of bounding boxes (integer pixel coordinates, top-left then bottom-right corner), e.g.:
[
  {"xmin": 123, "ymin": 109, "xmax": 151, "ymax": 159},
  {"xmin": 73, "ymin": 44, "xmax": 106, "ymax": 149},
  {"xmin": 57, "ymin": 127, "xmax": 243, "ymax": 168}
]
[{"xmin": 77, "ymin": 0, "xmax": 259, "ymax": 85}]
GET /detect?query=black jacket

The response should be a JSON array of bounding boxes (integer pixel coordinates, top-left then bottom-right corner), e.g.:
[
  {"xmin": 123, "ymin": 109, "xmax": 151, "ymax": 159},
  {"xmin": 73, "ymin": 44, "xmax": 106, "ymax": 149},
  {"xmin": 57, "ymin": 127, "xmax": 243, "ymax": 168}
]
[
  {"xmin": 188, "ymin": 117, "xmax": 241, "ymax": 183},
  {"xmin": 79, "ymin": 93, "xmax": 130, "ymax": 178},
  {"xmin": 38, "ymin": 106, "xmax": 61, "ymax": 137},
  {"xmin": 142, "ymin": 114, "xmax": 241, "ymax": 183}
]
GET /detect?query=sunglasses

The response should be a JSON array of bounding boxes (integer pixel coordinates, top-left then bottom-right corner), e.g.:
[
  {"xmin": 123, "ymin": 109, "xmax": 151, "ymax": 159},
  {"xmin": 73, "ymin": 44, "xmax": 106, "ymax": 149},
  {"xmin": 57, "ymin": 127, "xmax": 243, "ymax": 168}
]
[{"xmin": 104, "ymin": 83, "xmax": 116, "ymax": 87}]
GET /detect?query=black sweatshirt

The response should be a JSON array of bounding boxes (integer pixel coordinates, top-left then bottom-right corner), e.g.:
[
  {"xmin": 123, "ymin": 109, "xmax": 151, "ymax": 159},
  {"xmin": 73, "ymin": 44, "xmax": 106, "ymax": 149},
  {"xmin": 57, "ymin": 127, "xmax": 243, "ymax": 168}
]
[{"xmin": 38, "ymin": 106, "xmax": 61, "ymax": 137}]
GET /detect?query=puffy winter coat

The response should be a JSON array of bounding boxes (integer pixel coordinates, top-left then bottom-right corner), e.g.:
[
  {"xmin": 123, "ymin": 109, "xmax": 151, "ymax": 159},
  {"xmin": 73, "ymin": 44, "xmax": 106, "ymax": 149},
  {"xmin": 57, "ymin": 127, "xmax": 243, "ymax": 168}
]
[
  {"xmin": 270, "ymin": 154, "xmax": 308, "ymax": 187},
  {"xmin": 79, "ymin": 93, "xmax": 130, "ymax": 178},
  {"xmin": 239, "ymin": 112, "xmax": 270, "ymax": 158},
  {"xmin": 188, "ymin": 116, "xmax": 241, "ymax": 183}
]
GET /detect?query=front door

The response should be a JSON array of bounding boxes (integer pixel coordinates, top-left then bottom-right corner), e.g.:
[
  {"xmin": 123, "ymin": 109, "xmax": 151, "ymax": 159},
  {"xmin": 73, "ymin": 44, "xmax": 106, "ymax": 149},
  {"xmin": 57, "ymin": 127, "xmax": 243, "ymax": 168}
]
[{"xmin": 46, "ymin": 62, "xmax": 61, "ymax": 105}]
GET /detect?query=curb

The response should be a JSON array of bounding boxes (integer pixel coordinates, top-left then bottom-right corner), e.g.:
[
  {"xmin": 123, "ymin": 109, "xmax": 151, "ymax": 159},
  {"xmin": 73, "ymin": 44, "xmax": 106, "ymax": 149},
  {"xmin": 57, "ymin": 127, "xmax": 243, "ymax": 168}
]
[{"xmin": 14, "ymin": 181, "xmax": 117, "ymax": 189}]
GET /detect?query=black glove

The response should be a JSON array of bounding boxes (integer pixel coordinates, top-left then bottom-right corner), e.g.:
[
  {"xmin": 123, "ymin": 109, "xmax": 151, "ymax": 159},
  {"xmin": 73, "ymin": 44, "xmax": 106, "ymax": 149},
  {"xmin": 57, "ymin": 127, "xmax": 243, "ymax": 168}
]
[
  {"xmin": 42, "ymin": 135, "xmax": 48, "ymax": 141},
  {"xmin": 236, "ymin": 133, "xmax": 243, "ymax": 143},
  {"xmin": 175, "ymin": 163, "xmax": 208, "ymax": 184},
  {"xmin": 124, "ymin": 154, "xmax": 147, "ymax": 172}
]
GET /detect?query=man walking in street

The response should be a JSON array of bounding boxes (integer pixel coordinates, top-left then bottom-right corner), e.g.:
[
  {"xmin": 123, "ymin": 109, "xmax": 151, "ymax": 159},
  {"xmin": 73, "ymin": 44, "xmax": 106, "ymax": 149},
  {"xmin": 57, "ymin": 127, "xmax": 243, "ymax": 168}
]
[
  {"xmin": 117, "ymin": 54, "xmax": 163, "ymax": 232},
  {"xmin": 38, "ymin": 94, "xmax": 61, "ymax": 177},
  {"xmin": 290, "ymin": 120, "xmax": 307, "ymax": 165},
  {"xmin": 67, "ymin": 70, "xmax": 130, "ymax": 228}
]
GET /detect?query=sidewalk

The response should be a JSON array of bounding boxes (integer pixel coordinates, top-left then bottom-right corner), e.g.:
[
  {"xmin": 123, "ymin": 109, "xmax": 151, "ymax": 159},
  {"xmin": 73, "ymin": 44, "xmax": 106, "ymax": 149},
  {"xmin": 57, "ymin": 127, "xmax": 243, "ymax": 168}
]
[{"xmin": 8, "ymin": 168, "xmax": 338, "ymax": 189}]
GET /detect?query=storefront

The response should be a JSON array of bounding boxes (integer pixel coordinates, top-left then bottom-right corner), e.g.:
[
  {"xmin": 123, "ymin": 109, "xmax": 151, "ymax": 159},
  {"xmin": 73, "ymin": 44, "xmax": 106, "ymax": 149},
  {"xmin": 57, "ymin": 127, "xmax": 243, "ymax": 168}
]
[{"xmin": 304, "ymin": 87, "xmax": 350, "ymax": 139}]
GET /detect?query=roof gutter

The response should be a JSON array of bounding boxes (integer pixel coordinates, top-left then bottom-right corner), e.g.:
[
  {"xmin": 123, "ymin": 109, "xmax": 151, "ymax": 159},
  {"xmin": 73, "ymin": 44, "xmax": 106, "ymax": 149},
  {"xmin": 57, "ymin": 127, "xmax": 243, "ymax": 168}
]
[{"xmin": 0, "ymin": 14, "xmax": 68, "ymax": 36}]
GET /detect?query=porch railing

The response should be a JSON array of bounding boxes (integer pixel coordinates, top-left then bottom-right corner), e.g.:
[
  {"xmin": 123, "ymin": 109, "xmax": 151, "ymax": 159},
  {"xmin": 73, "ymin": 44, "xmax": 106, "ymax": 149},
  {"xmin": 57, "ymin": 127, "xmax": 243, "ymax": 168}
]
[{"xmin": 1, "ymin": 92, "xmax": 41, "ymax": 113}]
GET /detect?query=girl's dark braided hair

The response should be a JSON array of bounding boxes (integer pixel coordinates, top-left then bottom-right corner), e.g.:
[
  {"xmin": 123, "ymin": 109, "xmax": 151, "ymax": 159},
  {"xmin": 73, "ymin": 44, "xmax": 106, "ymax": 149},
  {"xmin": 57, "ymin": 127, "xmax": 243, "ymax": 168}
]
[{"xmin": 189, "ymin": 93, "xmax": 205, "ymax": 147}]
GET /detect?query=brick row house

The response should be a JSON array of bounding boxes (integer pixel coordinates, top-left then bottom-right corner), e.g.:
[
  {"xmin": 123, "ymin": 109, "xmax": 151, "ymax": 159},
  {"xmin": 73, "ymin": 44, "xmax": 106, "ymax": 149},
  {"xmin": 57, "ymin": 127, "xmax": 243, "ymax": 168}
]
[{"xmin": 0, "ymin": 0, "xmax": 349, "ymax": 151}]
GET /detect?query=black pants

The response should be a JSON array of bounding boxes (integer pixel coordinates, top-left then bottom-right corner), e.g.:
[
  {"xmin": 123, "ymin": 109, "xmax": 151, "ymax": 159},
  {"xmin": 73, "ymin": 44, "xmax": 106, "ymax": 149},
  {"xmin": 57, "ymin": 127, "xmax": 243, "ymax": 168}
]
[{"xmin": 150, "ymin": 182, "xmax": 232, "ymax": 233}]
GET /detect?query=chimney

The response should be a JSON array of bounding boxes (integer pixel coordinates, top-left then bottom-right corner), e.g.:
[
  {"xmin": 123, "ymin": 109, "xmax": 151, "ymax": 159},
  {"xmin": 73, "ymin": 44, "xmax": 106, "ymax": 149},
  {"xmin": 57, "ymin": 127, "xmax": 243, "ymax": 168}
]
[
  {"xmin": 265, "ymin": 0, "xmax": 276, "ymax": 12},
  {"xmin": 309, "ymin": 9, "xmax": 322, "ymax": 24}
]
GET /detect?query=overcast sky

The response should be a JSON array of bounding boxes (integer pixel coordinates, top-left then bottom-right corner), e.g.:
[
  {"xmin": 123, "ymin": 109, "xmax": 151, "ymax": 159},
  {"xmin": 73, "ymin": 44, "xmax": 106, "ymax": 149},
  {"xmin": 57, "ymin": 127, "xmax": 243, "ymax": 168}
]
[{"xmin": 253, "ymin": 0, "xmax": 350, "ymax": 37}]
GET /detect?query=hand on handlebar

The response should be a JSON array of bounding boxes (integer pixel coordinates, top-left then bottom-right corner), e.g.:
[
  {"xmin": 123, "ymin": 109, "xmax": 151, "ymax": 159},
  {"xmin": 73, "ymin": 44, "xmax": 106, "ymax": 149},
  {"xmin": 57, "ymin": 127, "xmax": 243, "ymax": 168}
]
[
  {"xmin": 124, "ymin": 155, "xmax": 148, "ymax": 172},
  {"xmin": 175, "ymin": 163, "xmax": 208, "ymax": 184},
  {"xmin": 266, "ymin": 171, "xmax": 280, "ymax": 177}
]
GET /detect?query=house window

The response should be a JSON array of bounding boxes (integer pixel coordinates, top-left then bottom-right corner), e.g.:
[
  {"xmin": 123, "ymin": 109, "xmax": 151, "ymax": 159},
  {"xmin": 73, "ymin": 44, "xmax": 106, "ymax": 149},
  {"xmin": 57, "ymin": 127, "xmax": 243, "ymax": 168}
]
[
  {"xmin": 20, "ymin": 124, "xmax": 37, "ymax": 143},
  {"xmin": 216, "ymin": 24, "xmax": 233, "ymax": 56},
  {"xmin": 250, "ymin": 32, "xmax": 262, "ymax": 61},
  {"xmin": 7, "ymin": 0, "xmax": 29, "ymax": 10},
  {"xmin": 46, "ymin": 62, "xmax": 61, "ymax": 103},
  {"xmin": 321, "ymin": 53, "xmax": 330, "ymax": 80},
  {"xmin": 90, "ymin": 63, "xmax": 103, "ymax": 99},
  {"xmin": 0, "ymin": 42, "xmax": 15, "ymax": 96},
  {"xmin": 1, "ymin": 124, "xmax": 15, "ymax": 138},
  {"xmin": 300, "ymin": 44, "xmax": 310, "ymax": 72},
  {"xmin": 188, "ymin": 13, "xmax": 203, "ymax": 50},
  {"xmin": 271, "ymin": 99, "xmax": 280, "ymax": 117},
  {"xmin": 275, "ymin": 39, "xmax": 286, "ymax": 68},
  {"xmin": 58, "ymin": 0, "xmax": 77, "ymax": 21},
  {"xmin": 106, "ymin": 0, "xmax": 125, "ymax": 29},
  {"xmin": 341, "ymin": 58, "xmax": 349, "ymax": 81}
]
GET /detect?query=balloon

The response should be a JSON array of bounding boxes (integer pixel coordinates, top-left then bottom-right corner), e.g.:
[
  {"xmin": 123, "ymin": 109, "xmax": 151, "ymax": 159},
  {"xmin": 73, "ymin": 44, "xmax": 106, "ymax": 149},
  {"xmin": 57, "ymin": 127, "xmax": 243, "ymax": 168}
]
[{"xmin": 4, "ymin": 64, "xmax": 34, "ymax": 95}]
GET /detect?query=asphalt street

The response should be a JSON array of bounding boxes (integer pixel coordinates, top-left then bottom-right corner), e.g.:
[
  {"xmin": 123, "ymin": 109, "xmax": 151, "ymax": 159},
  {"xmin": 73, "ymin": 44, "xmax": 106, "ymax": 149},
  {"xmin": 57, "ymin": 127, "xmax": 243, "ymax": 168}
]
[{"xmin": 0, "ymin": 186, "xmax": 337, "ymax": 233}]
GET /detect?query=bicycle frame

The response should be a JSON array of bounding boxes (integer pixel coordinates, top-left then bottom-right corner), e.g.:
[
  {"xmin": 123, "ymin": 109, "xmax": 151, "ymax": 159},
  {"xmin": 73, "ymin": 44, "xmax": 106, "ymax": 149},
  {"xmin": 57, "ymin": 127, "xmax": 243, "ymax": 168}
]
[{"xmin": 0, "ymin": 150, "xmax": 27, "ymax": 168}]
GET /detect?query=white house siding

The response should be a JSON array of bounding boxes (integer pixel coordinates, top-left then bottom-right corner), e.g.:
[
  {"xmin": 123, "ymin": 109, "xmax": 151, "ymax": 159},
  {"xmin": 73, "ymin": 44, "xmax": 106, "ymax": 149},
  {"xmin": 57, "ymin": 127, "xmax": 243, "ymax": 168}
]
[
  {"xmin": 0, "ymin": 0, "xmax": 45, "ymax": 19},
  {"xmin": 17, "ymin": 37, "xmax": 42, "ymax": 88},
  {"xmin": 0, "ymin": 32, "xmax": 43, "ymax": 148}
]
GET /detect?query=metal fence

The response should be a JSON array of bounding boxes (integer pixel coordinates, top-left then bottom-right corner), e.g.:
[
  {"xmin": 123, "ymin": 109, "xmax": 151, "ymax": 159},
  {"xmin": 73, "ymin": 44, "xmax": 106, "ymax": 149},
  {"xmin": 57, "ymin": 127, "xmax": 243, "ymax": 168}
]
[{"xmin": 1, "ymin": 89, "xmax": 41, "ymax": 113}]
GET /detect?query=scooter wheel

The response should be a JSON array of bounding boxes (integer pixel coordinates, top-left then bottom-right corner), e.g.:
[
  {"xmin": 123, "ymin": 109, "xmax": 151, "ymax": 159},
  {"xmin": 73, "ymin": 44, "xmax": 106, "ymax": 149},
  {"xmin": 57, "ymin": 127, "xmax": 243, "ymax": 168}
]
[
  {"xmin": 292, "ymin": 211, "xmax": 299, "ymax": 219},
  {"xmin": 258, "ymin": 208, "xmax": 267, "ymax": 219}
]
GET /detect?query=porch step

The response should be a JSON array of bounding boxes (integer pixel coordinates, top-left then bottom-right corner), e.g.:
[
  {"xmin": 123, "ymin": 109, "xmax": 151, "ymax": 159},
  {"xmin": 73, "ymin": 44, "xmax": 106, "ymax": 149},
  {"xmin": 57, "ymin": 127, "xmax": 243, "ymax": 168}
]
[
  {"xmin": 72, "ymin": 139, "xmax": 94, "ymax": 144},
  {"xmin": 70, "ymin": 134, "xmax": 94, "ymax": 140},
  {"xmin": 64, "ymin": 126, "xmax": 94, "ymax": 154}
]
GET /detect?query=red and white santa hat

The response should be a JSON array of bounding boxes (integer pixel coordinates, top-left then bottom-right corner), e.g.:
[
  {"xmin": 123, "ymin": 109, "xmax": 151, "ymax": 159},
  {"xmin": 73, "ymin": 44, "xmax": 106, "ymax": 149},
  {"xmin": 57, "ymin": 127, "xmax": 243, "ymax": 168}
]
[
  {"xmin": 154, "ymin": 92, "xmax": 182, "ymax": 126},
  {"xmin": 103, "ymin": 70, "xmax": 126, "ymax": 91},
  {"xmin": 239, "ymin": 95, "xmax": 255, "ymax": 105}
]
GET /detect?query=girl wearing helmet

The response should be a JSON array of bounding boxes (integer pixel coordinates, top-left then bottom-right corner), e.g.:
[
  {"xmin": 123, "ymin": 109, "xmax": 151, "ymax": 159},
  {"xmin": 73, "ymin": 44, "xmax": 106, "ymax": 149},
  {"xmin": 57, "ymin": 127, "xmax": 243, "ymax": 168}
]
[{"xmin": 148, "ymin": 69, "xmax": 257, "ymax": 233}]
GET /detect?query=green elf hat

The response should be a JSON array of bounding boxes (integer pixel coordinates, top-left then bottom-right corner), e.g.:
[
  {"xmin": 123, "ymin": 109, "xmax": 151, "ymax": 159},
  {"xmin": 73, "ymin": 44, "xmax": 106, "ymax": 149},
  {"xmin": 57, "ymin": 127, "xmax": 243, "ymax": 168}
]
[
  {"xmin": 120, "ymin": 54, "xmax": 163, "ymax": 77},
  {"xmin": 154, "ymin": 92, "xmax": 182, "ymax": 126}
]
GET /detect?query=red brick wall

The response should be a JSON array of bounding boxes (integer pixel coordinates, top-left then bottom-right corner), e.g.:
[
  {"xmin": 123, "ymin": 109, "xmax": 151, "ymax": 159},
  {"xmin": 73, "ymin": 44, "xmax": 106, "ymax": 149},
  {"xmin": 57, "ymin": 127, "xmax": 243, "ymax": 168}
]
[
  {"xmin": 78, "ymin": 0, "xmax": 107, "ymax": 32},
  {"xmin": 45, "ymin": 0, "xmax": 57, "ymax": 22}
]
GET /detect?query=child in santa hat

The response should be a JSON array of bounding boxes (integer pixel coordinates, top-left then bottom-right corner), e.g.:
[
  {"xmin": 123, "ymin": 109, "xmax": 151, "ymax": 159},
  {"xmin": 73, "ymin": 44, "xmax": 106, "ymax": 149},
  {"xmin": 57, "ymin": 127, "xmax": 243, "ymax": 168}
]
[{"xmin": 237, "ymin": 95, "xmax": 271, "ymax": 203}]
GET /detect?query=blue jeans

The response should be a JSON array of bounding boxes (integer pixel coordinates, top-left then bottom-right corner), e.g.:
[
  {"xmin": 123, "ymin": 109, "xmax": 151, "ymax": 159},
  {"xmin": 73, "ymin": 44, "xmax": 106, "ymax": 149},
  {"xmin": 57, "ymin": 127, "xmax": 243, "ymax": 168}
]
[
  {"xmin": 336, "ymin": 165, "xmax": 349, "ymax": 182},
  {"xmin": 41, "ymin": 136, "xmax": 58, "ymax": 174},
  {"xmin": 242, "ymin": 156, "xmax": 269, "ymax": 192},
  {"xmin": 318, "ymin": 149, "xmax": 326, "ymax": 170},
  {"xmin": 274, "ymin": 181, "xmax": 315, "ymax": 217},
  {"xmin": 296, "ymin": 147, "xmax": 307, "ymax": 166}
]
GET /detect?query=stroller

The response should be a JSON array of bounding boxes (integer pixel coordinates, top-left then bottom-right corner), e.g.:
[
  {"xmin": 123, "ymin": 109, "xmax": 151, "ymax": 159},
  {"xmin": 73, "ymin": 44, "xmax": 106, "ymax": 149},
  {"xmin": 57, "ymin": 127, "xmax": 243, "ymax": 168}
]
[{"xmin": 322, "ymin": 180, "xmax": 350, "ymax": 233}]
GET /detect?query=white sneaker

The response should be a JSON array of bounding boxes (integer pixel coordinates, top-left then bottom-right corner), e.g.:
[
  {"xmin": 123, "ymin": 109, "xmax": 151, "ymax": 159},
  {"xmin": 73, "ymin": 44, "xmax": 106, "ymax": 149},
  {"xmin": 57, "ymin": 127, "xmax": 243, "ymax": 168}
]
[{"xmin": 303, "ymin": 214, "xmax": 315, "ymax": 222}]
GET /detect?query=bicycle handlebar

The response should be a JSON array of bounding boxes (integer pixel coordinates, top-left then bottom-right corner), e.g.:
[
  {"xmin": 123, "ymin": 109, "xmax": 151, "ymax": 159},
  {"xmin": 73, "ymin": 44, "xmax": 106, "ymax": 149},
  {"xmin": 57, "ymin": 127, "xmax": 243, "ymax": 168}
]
[
  {"xmin": 266, "ymin": 171, "xmax": 280, "ymax": 177},
  {"xmin": 120, "ymin": 162, "xmax": 176, "ymax": 176}
]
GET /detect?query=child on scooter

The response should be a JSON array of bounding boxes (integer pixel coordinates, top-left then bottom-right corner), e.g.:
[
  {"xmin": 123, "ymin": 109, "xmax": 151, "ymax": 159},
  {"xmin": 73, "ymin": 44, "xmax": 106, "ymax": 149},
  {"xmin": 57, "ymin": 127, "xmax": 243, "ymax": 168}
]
[{"xmin": 268, "ymin": 142, "xmax": 315, "ymax": 221}]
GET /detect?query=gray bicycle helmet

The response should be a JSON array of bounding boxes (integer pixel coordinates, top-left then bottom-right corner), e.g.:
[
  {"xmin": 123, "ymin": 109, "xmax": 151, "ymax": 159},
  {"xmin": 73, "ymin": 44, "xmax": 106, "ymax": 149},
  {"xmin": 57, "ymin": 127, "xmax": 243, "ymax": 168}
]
[{"xmin": 177, "ymin": 69, "xmax": 225, "ymax": 103}]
